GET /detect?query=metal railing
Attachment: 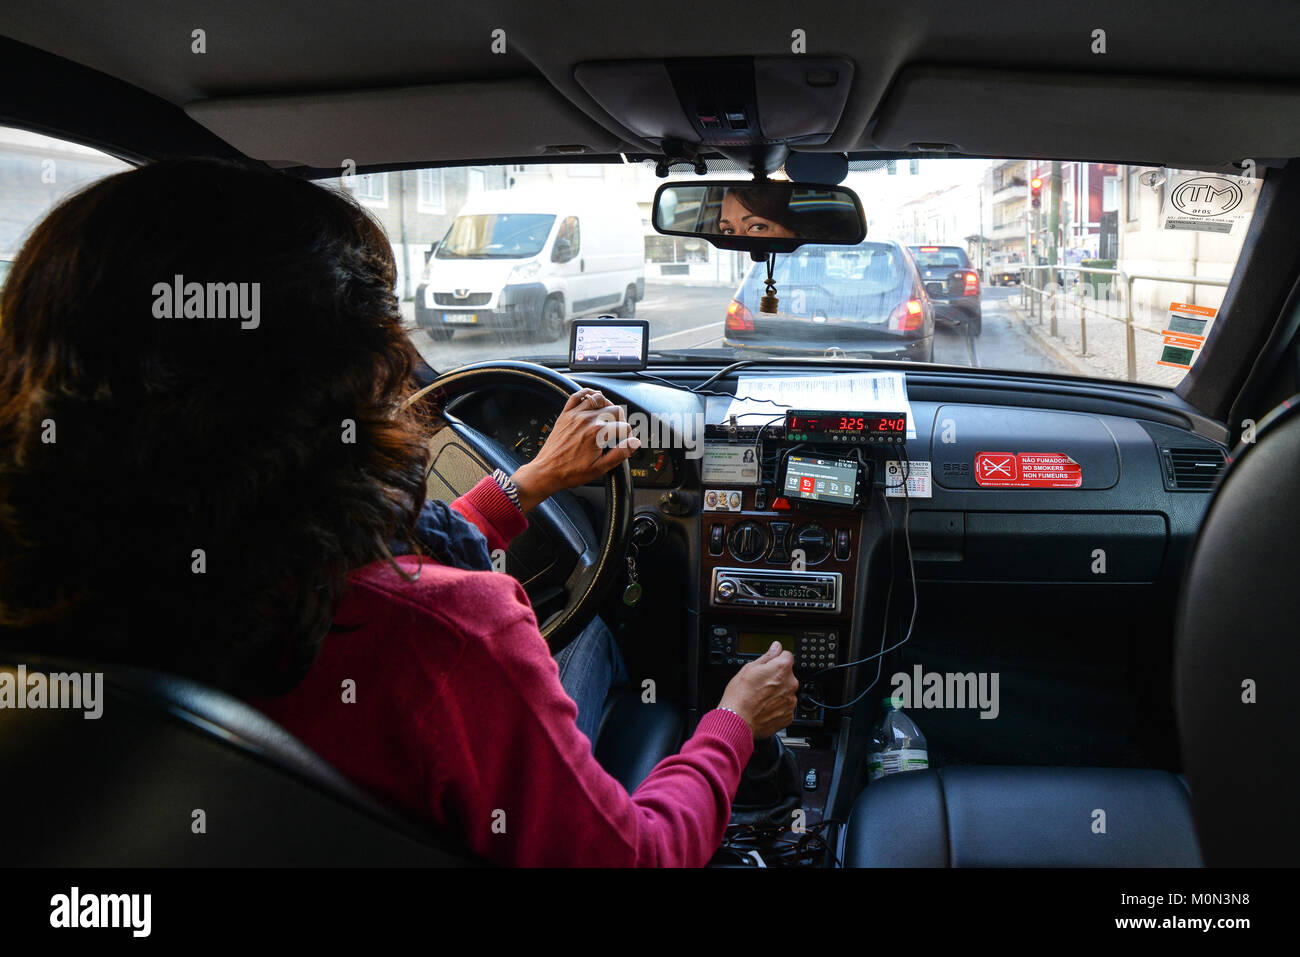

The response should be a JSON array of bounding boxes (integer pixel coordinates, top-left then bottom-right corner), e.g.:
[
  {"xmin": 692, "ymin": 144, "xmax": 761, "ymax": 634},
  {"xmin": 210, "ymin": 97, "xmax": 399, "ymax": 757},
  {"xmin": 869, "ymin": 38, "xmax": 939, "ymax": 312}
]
[{"xmin": 1015, "ymin": 264, "xmax": 1230, "ymax": 381}]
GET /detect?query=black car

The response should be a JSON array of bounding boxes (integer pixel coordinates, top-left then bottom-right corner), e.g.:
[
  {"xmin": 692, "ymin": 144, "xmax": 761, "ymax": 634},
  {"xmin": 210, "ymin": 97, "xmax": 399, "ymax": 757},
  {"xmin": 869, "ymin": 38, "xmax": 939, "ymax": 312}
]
[
  {"xmin": 908, "ymin": 244, "xmax": 983, "ymax": 337},
  {"xmin": 724, "ymin": 240, "xmax": 934, "ymax": 361}
]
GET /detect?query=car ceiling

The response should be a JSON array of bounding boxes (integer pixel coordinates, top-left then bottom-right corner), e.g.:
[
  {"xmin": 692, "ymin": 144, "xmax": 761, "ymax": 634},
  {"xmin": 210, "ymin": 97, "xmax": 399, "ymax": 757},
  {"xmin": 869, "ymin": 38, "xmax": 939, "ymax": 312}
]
[{"xmin": 3, "ymin": 0, "xmax": 1300, "ymax": 173}]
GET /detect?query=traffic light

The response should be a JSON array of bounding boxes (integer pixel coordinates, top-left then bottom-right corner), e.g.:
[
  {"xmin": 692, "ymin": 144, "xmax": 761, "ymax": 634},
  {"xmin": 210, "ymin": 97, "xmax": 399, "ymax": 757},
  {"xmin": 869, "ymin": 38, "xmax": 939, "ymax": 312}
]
[{"xmin": 1030, "ymin": 175, "xmax": 1043, "ymax": 209}]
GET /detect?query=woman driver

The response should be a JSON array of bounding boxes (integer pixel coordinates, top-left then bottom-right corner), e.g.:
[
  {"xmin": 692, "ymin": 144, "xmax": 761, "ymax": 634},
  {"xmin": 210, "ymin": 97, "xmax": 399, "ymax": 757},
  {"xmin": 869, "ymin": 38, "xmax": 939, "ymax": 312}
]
[
  {"xmin": 717, "ymin": 186, "xmax": 799, "ymax": 238},
  {"xmin": 0, "ymin": 159, "xmax": 798, "ymax": 867}
]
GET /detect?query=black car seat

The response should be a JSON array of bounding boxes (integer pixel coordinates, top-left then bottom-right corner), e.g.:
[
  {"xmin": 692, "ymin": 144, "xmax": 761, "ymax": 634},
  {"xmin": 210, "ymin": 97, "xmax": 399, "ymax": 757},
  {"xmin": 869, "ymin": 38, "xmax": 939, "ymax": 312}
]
[
  {"xmin": 1175, "ymin": 394, "xmax": 1300, "ymax": 866},
  {"xmin": 0, "ymin": 654, "xmax": 682, "ymax": 865},
  {"xmin": 842, "ymin": 765, "xmax": 1201, "ymax": 867}
]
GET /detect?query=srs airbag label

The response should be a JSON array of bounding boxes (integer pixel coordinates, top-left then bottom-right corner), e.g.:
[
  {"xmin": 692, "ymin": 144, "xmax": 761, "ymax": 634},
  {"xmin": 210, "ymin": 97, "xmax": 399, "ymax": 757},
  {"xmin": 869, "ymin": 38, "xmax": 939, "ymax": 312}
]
[{"xmin": 974, "ymin": 452, "xmax": 1082, "ymax": 488}]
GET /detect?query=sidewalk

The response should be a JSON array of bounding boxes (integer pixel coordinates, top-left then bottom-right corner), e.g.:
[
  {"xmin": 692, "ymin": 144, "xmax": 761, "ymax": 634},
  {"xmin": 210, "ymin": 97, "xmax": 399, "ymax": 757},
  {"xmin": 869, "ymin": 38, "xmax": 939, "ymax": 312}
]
[{"xmin": 1007, "ymin": 291, "xmax": 1187, "ymax": 388}]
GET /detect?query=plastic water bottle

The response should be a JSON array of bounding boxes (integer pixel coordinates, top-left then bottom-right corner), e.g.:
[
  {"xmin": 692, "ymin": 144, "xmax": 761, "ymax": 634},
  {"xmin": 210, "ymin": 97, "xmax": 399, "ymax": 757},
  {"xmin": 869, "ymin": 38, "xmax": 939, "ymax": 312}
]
[{"xmin": 867, "ymin": 696, "xmax": 929, "ymax": 781}]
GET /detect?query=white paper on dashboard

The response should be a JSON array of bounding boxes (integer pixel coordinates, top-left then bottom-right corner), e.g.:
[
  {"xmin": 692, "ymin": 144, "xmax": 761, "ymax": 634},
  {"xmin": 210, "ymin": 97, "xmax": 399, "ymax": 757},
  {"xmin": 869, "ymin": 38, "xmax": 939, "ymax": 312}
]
[{"xmin": 719, "ymin": 372, "xmax": 917, "ymax": 439}]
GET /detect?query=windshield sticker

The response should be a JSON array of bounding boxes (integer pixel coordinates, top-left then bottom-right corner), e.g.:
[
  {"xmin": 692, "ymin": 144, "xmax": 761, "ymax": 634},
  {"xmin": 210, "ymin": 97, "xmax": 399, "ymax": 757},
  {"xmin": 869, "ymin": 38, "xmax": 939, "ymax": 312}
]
[
  {"xmin": 884, "ymin": 460, "xmax": 932, "ymax": 498},
  {"xmin": 724, "ymin": 372, "xmax": 917, "ymax": 439},
  {"xmin": 974, "ymin": 452, "xmax": 1083, "ymax": 489},
  {"xmin": 1158, "ymin": 172, "xmax": 1259, "ymax": 236},
  {"xmin": 703, "ymin": 489, "xmax": 745, "ymax": 512},
  {"xmin": 1158, "ymin": 302, "xmax": 1218, "ymax": 369}
]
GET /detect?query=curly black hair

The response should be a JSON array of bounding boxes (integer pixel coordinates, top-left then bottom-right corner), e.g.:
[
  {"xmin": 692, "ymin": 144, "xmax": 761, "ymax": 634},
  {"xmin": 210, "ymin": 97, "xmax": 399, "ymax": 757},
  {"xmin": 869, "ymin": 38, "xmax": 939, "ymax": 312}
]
[{"xmin": 0, "ymin": 159, "xmax": 431, "ymax": 696}]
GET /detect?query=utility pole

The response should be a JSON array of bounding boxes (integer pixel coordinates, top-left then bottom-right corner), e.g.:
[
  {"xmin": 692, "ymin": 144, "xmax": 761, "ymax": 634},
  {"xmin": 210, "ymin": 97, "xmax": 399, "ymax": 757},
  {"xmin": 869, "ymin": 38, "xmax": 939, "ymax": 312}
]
[
  {"xmin": 1024, "ymin": 164, "xmax": 1033, "ymax": 295},
  {"xmin": 397, "ymin": 170, "xmax": 410, "ymax": 300},
  {"xmin": 1047, "ymin": 160, "xmax": 1062, "ymax": 288}
]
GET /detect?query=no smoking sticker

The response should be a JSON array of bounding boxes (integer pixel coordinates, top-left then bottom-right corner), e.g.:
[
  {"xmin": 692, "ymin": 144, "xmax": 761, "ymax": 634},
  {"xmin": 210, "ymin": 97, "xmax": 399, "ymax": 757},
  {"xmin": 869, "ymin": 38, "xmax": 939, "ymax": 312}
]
[{"xmin": 974, "ymin": 452, "xmax": 1082, "ymax": 488}]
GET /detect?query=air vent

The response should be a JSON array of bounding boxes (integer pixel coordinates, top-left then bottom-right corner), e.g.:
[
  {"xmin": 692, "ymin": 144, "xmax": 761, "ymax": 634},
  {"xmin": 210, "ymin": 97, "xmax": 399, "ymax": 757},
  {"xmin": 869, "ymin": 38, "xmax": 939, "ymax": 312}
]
[
  {"xmin": 760, "ymin": 441, "xmax": 784, "ymax": 485},
  {"xmin": 1160, "ymin": 447, "xmax": 1226, "ymax": 491}
]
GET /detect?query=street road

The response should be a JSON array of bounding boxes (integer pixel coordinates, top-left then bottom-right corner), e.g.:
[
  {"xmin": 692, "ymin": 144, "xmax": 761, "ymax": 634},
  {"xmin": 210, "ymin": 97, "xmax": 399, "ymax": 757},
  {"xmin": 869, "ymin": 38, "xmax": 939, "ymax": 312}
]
[{"xmin": 408, "ymin": 283, "xmax": 1066, "ymax": 375}]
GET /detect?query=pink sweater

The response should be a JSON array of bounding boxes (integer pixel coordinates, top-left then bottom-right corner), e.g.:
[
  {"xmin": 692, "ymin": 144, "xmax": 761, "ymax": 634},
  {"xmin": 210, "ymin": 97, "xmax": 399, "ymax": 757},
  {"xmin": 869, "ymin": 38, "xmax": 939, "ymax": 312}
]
[{"xmin": 249, "ymin": 477, "xmax": 753, "ymax": 866}]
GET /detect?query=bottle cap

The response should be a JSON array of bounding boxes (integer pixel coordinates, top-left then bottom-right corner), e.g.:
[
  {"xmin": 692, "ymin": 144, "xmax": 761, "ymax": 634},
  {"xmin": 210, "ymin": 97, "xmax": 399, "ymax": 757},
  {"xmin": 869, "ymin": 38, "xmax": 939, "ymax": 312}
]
[{"xmin": 881, "ymin": 695, "xmax": 903, "ymax": 709}]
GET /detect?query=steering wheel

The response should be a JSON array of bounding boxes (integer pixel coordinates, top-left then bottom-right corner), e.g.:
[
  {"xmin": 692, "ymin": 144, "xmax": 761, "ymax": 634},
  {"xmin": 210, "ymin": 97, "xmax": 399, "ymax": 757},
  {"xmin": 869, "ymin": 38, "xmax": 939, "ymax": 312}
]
[{"xmin": 409, "ymin": 360, "xmax": 633, "ymax": 652}]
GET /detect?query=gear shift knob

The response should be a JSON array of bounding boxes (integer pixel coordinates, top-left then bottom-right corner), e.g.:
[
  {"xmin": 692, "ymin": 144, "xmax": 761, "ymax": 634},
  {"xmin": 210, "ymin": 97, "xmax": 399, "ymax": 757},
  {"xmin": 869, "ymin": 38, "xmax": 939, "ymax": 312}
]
[{"xmin": 729, "ymin": 734, "xmax": 803, "ymax": 828}]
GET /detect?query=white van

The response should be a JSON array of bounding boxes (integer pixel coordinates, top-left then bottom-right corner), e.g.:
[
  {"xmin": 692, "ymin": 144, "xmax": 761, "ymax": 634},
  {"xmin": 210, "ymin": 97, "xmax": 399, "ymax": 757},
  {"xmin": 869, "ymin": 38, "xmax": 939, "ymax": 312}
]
[{"xmin": 415, "ymin": 190, "xmax": 645, "ymax": 342}]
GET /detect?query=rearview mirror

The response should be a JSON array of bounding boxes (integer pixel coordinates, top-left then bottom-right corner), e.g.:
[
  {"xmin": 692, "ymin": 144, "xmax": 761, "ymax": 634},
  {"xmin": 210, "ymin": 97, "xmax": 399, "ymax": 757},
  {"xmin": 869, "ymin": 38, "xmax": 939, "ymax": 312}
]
[{"xmin": 652, "ymin": 180, "xmax": 866, "ymax": 254}]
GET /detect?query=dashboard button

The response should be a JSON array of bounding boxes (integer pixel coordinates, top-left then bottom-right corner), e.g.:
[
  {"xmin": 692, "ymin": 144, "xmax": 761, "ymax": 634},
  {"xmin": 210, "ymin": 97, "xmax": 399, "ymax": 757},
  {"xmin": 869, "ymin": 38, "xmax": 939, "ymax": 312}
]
[{"xmin": 834, "ymin": 528, "xmax": 852, "ymax": 561}]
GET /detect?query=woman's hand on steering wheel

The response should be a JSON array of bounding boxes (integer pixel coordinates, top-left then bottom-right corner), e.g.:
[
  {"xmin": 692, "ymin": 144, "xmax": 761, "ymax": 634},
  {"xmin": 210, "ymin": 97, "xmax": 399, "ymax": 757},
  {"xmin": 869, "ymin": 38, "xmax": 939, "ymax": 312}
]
[{"xmin": 510, "ymin": 388, "xmax": 641, "ymax": 512}]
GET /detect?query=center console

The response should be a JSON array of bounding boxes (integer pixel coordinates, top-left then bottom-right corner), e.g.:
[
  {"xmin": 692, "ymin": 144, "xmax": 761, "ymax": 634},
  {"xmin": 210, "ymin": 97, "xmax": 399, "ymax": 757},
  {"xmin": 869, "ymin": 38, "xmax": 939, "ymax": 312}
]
[
  {"xmin": 700, "ymin": 489, "xmax": 860, "ymax": 728},
  {"xmin": 695, "ymin": 409, "xmax": 910, "ymax": 863}
]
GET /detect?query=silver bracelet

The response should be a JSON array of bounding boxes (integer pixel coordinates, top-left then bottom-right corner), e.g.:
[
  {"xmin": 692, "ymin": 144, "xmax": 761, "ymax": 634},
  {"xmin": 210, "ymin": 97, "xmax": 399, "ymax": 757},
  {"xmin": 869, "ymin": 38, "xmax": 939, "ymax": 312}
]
[
  {"xmin": 717, "ymin": 706, "xmax": 743, "ymax": 719},
  {"xmin": 491, "ymin": 468, "xmax": 522, "ymax": 510}
]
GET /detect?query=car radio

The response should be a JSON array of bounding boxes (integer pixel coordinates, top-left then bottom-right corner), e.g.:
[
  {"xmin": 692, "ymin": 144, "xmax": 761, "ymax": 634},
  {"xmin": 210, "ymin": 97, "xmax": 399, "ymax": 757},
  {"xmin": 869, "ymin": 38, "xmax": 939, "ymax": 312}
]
[
  {"xmin": 784, "ymin": 409, "xmax": 908, "ymax": 444},
  {"xmin": 710, "ymin": 566, "xmax": 841, "ymax": 612},
  {"xmin": 707, "ymin": 624, "xmax": 840, "ymax": 672}
]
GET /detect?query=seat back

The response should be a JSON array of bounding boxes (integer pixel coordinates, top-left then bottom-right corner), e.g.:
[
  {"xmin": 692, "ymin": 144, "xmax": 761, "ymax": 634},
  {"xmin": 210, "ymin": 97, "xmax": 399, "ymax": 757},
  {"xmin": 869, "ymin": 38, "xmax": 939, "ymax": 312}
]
[
  {"xmin": 1176, "ymin": 396, "xmax": 1300, "ymax": 866},
  {"xmin": 0, "ymin": 656, "xmax": 476, "ymax": 866}
]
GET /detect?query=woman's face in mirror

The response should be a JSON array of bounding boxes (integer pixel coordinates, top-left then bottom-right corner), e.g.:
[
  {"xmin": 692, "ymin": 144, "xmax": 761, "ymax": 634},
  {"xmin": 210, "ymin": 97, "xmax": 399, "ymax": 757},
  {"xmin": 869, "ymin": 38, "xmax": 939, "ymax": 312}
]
[{"xmin": 717, "ymin": 192, "xmax": 795, "ymax": 238}]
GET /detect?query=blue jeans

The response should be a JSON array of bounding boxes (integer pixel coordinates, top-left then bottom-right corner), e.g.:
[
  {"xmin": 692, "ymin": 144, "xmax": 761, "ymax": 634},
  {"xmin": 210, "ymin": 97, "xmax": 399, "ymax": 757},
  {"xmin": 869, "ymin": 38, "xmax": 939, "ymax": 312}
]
[{"xmin": 553, "ymin": 616, "xmax": 628, "ymax": 750}]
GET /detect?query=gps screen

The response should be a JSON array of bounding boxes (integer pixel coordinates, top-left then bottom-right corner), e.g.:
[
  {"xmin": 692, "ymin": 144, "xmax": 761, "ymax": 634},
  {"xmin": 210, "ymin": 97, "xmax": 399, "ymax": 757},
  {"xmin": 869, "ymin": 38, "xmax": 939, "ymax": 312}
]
[
  {"xmin": 783, "ymin": 454, "xmax": 859, "ymax": 507},
  {"xmin": 569, "ymin": 320, "xmax": 648, "ymax": 370}
]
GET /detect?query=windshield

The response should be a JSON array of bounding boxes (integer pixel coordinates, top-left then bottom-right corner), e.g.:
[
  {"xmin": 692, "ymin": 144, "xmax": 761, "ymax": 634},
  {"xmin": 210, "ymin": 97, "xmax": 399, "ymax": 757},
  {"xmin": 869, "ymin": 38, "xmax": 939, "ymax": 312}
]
[
  {"xmin": 436, "ymin": 212, "xmax": 556, "ymax": 259},
  {"xmin": 310, "ymin": 158, "xmax": 1260, "ymax": 387}
]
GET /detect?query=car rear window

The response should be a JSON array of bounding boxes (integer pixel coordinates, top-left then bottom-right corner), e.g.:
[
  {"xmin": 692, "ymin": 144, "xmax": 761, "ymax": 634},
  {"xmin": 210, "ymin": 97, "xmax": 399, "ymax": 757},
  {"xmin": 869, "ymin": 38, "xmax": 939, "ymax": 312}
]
[
  {"xmin": 772, "ymin": 243, "xmax": 904, "ymax": 285},
  {"xmin": 910, "ymin": 245, "xmax": 969, "ymax": 268}
]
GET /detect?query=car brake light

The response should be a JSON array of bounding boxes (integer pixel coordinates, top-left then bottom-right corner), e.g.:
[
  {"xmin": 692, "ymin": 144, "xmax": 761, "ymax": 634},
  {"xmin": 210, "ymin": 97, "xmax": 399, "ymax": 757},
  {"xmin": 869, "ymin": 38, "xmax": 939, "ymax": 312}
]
[
  {"xmin": 726, "ymin": 299, "xmax": 754, "ymax": 332},
  {"xmin": 889, "ymin": 299, "xmax": 925, "ymax": 332},
  {"xmin": 919, "ymin": 246, "xmax": 939, "ymax": 252},
  {"xmin": 963, "ymin": 271, "xmax": 980, "ymax": 296}
]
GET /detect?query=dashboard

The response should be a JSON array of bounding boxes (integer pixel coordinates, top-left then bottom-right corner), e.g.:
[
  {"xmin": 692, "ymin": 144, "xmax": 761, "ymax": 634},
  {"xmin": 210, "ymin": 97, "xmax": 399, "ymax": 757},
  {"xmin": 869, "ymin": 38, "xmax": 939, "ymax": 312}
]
[
  {"xmin": 446, "ymin": 362, "xmax": 1230, "ymax": 828},
  {"xmin": 449, "ymin": 365, "xmax": 1229, "ymax": 740}
]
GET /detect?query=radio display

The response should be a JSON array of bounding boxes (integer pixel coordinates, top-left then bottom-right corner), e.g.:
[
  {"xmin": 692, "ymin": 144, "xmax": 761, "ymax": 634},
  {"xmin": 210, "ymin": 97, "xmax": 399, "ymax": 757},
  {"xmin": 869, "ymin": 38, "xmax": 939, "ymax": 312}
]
[
  {"xmin": 782, "ymin": 454, "xmax": 859, "ymax": 507},
  {"xmin": 736, "ymin": 631, "xmax": 790, "ymax": 655}
]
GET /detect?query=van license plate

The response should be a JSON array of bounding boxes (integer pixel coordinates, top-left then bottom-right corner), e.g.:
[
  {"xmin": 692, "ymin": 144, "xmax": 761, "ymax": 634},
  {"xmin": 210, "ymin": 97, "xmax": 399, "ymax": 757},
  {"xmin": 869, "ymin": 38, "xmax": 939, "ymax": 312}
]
[{"xmin": 443, "ymin": 313, "xmax": 478, "ymax": 324}]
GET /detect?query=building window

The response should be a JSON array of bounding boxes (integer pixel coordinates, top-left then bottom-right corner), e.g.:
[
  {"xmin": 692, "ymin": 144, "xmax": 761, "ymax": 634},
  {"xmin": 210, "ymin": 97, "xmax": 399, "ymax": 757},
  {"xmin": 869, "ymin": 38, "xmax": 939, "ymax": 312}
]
[
  {"xmin": 349, "ymin": 172, "xmax": 387, "ymax": 207},
  {"xmin": 418, "ymin": 169, "xmax": 444, "ymax": 213},
  {"xmin": 1103, "ymin": 175, "xmax": 1119, "ymax": 212},
  {"xmin": 645, "ymin": 236, "xmax": 708, "ymax": 264},
  {"xmin": 1126, "ymin": 167, "xmax": 1140, "ymax": 222},
  {"xmin": 466, "ymin": 166, "xmax": 507, "ymax": 196}
]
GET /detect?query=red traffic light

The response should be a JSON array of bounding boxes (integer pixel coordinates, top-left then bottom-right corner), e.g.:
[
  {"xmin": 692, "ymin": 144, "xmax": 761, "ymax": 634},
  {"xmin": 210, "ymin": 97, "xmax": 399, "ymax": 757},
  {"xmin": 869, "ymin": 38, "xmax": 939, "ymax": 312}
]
[{"xmin": 1030, "ymin": 176, "xmax": 1043, "ymax": 190}]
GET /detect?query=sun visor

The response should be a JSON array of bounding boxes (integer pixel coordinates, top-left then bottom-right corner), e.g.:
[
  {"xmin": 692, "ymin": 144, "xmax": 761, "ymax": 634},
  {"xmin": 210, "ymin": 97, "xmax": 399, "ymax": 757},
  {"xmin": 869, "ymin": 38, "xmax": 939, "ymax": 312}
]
[
  {"xmin": 184, "ymin": 78, "xmax": 625, "ymax": 168},
  {"xmin": 870, "ymin": 65, "xmax": 1300, "ymax": 169}
]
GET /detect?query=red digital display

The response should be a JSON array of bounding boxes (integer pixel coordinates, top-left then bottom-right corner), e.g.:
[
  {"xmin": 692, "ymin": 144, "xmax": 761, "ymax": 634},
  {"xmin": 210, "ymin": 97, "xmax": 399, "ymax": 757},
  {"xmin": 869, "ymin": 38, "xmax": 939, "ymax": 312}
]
[{"xmin": 786, "ymin": 411, "xmax": 907, "ymax": 436}]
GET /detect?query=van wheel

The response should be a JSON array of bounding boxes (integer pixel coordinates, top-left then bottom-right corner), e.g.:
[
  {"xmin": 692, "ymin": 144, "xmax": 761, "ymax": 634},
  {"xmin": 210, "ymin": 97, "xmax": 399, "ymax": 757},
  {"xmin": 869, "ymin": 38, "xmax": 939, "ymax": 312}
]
[
  {"xmin": 616, "ymin": 287, "xmax": 637, "ymax": 318},
  {"xmin": 425, "ymin": 326, "xmax": 453, "ymax": 342},
  {"xmin": 538, "ymin": 297, "xmax": 565, "ymax": 342}
]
